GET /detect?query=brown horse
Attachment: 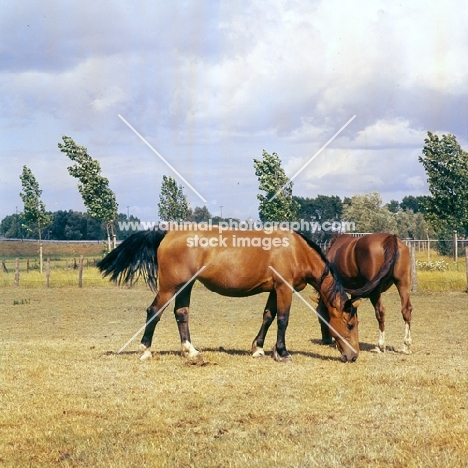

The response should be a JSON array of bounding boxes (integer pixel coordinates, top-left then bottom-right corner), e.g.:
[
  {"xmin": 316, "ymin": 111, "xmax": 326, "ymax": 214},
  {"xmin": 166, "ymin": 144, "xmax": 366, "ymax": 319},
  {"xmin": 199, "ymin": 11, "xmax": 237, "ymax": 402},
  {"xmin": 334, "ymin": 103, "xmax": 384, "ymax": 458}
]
[
  {"xmin": 317, "ymin": 233, "xmax": 413, "ymax": 353},
  {"xmin": 97, "ymin": 227, "xmax": 361, "ymax": 362}
]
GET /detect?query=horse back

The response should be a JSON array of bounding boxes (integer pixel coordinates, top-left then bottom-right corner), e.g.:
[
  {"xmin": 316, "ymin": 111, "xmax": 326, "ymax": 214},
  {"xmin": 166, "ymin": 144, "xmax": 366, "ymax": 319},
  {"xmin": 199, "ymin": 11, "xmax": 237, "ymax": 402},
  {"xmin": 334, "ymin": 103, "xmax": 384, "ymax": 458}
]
[
  {"xmin": 327, "ymin": 233, "xmax": 406, "ymax": 293},
  {"xmin": 156, "ymin": 229, "xmax": 303, "ymax": 296}
]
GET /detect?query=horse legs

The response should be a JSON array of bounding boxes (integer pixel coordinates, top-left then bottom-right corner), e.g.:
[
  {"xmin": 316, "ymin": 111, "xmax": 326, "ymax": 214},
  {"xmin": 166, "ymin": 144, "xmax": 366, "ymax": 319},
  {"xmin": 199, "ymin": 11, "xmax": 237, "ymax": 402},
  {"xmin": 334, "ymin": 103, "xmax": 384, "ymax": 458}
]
[
  {"xmin": 370, "ymin": 292, "xmax": 386, "ymax": 352},
  {"xmin": 140, "ymin": 290, "xmax": 174, "ymax": 361},
  {"xmin": 272, "ymin": 285, "xmax": 293, "ymax": 363},
  {"xmin": 251, "ymin": 291, "xmax": 277, "ymax": 358},
  {"xmin": 317, "ymin": 298, "xmax": 333, "ymax": 345},
  {"xmin": 397, "ymin": 284, "xmax": 413, "ymax": 354},
  {"xmin": 173, "ymin": 283, "xmax": 202, "ymax": 362}
]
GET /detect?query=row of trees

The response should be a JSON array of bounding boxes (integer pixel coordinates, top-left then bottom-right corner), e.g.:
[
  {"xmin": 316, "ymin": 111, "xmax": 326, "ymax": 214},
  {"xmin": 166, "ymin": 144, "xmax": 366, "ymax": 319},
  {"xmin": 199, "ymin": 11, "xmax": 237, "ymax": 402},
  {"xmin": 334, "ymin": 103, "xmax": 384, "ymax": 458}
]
[
  {"xmin": 253, "ymin": 133, "xmax": 468, "ymax": 246},
  {"xmin": 0, "ymin": 191, "xmax": 429, "ymax": 243},
  {"xmin": 4, "ymin": 131, "xmax": 467, "ymax": 252}
]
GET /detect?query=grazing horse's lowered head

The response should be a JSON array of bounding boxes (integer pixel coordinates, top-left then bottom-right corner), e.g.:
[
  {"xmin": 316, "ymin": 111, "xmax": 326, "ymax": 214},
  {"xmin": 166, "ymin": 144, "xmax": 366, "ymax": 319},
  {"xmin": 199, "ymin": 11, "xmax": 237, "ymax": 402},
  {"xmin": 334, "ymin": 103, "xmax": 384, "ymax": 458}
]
[
  {"xmin": 297, "ymin": 234, "xmax": 361, "ymax": 362},
  {"xmin": 310, "ymin": 285, "xmax": 361, "ymax": 362}
]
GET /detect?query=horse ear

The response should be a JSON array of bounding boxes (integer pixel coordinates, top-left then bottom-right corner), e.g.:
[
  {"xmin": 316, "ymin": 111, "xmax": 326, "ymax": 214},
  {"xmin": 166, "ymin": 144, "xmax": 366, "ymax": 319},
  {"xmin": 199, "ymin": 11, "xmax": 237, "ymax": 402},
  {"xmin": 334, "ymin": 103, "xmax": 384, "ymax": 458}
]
[
  {"xmin": 351, "ymin": 299, "xmax": 361, "ymax": 308},
  {"xmin": 309, "ymin": 295, "xmax": 319, "ymax": 304}
]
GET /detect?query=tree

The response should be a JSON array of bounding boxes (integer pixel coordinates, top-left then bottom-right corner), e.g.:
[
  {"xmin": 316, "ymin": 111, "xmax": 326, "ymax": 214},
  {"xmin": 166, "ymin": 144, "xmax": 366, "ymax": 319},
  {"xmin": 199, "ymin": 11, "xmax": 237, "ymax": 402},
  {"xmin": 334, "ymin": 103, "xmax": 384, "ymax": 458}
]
[
  {"xmin": 342, "ymin": 192, "xmax": 397, "ymax": 233},
  {"xmin": 294, "ymin": 194, "xmax": 343, "ymax": 241},
  {"xmin": 19, "ymin": 166, "xmax": 52, "ymax": 272},
  {"xmin": 158, "ymin": 175, "xmax": 190, "ymax": 222},
  {"xmin": 254, "ymin": 150, "xmax": 299, "ymax": 222},
  {"xmin": 58, "ymin": 135, "xmax": 118, "ymax": 250},
  {"xmin": 400, "ymin": 195, "xmax": 425, "ymax": 214},
  {"xmin": 386, "ymin": 200, "xmax": 400, "ymax": 213},
  {"xmin": 0, "ymin": 213, "xmax": 22, "ymax": 238},
  {"xmin": 393, "ymin": 210, "xmax": 433, "ymax": 239},
  {"xmin": 418, "ymin": 132, "xmax": 468, "ymax": 238},
  {"xmin": 191, "ymin": 206, "xmax": 212, "ymax": 223},
  {"xmin": 294, "ymin": 195, "xmax": 343, "ymax": 221}
]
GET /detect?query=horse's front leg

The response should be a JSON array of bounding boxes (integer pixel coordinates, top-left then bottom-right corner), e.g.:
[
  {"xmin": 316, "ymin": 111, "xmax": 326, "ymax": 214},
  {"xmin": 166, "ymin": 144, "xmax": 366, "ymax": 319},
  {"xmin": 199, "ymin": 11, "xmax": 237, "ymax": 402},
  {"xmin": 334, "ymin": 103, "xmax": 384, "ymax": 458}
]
[
  {"xmin": 370, "ymin": 292, "xmax": 386, "ymax": 352},
  {"xmin": 317, "ymin": 298, "xmax": 333, "ymax": 345},
  {"xmin": 140, "ymin": 290, "xmax": 172, "ymax": 361},
  {"xmin": 173, "ymin": 283, "xmax": 202, "ymax": 362},
  {"xmin": 251, "ymin": 291, "xmax": 277, "ymax": 358},
  {"xmin": 272, "ymin": 286, "xmax": 293, "ymax": 363}
]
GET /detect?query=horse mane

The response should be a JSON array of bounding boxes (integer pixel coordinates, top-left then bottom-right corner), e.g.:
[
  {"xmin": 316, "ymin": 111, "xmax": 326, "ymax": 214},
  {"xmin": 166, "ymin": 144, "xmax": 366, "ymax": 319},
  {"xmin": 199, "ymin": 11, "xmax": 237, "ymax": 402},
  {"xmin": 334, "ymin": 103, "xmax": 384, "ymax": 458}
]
[{"xmin": 294, "ymin": 231, "xmax": 352, "ymax": 313}]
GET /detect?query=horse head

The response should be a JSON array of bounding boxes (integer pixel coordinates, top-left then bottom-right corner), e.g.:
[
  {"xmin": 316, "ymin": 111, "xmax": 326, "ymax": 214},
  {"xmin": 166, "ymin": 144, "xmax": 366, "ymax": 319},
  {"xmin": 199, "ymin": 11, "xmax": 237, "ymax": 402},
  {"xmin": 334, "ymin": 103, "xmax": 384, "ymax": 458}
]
[{"xmin": 310, "ymin": 294, "xmax": 361, "ymax": 362}]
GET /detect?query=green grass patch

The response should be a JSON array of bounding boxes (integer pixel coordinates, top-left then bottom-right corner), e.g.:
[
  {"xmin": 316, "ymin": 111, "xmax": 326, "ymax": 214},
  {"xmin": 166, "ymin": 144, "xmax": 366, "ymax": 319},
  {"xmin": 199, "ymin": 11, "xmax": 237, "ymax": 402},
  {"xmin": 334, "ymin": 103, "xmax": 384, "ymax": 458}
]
[{"xmin": 414, "ymin": 250, "xmax": 467, "ymax": 292}]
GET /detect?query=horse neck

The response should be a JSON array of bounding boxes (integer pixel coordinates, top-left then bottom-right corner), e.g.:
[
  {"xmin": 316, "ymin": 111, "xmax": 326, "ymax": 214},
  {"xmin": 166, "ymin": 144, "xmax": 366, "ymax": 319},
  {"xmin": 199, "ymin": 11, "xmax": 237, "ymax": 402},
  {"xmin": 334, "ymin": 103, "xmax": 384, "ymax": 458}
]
[
  {"xmin": 305, "ymin": 250, "xmax": 340, "ymax": 309},
  {"xmin": 317, "ymin": 271, "xmax": 340, "ymax": 310}
]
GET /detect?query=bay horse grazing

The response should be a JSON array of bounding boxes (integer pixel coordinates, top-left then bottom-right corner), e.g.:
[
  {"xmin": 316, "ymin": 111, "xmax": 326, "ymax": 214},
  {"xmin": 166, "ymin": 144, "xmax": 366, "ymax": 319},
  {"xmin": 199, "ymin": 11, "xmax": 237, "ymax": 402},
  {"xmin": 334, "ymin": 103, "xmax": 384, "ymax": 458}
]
[
  {"xmin": 317, "ymin": 233, "xmax": 413, "ymax": 354},
  {"xmin": 97, "ymin": 227, "xmax": 361, "ymax": 363}
]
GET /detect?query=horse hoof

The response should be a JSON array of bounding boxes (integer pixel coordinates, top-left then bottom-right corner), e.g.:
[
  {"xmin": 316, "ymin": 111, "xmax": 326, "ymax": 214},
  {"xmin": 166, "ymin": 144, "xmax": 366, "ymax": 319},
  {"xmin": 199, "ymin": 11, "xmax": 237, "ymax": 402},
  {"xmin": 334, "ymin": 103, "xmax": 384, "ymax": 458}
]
[
  {"xmin": 252, "ymin": 347, "xmax": 265, "ymax": 358},
  {"xmin": 370, "ymin": 346, "xmax": 383, "ymax": 354},
  {"xmin": 140, "ymin": 349, "xmax": 153, "ymax": 361},
  {"xmin": 272, "ymin": 347, "xmax": 292, "ymax": 363},
  {"xmin": 186, "ymin": 353, "xmax": 205, "ymax": 366},
  {"xmin": 400, "ymin": 346, "xmax": 412, "ymax": 355}
]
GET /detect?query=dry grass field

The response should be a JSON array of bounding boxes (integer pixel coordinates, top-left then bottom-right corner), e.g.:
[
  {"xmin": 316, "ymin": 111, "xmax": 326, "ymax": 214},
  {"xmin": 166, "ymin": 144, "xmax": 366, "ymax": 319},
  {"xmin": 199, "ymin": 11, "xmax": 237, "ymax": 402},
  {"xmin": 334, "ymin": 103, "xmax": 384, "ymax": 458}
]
[{"xmin": 1, "ymin": 284, "xmax": 468, "ymax": 467}]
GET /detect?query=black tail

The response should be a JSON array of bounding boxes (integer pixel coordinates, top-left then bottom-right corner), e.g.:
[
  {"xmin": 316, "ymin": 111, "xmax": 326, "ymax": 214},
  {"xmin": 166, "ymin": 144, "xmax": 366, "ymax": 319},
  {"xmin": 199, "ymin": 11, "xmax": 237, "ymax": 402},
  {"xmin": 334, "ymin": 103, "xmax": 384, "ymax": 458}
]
[
  {"xmin": 347, "ymin": 234, "xmax": 399, "ymax": 298},
  {"xmin": 97, "ymin": 229, "xmax": 167, "ymax": 291}
]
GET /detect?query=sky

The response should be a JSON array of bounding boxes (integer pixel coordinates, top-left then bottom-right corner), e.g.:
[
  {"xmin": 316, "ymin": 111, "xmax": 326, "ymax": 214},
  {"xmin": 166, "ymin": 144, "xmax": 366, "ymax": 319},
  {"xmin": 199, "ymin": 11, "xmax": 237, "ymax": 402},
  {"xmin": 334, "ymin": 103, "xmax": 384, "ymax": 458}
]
[{"xmin": 1, "ymin": 0, "xmax": 467, "ymax": 223}]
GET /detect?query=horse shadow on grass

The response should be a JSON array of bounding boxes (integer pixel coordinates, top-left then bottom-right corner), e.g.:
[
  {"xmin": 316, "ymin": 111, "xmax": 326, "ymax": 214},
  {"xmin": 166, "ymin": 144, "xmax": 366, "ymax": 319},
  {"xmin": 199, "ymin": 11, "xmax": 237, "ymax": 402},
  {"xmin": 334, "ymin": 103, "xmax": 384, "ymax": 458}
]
[
  {"xmin": 309, "ymin": 338, "xmax": 403, "ymax": 354},
  {"xmin": 104, "ymin": 346, "xmax": 345, "ymax": 362}
]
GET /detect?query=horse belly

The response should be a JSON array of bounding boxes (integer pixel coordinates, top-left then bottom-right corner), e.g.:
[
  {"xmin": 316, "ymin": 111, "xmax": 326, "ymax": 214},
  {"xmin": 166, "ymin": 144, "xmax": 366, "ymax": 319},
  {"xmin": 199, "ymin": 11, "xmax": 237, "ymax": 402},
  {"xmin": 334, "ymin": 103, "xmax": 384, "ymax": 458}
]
[{"xmin": 198, "ymin": 266, "xmax": 274, "ymax": 297}]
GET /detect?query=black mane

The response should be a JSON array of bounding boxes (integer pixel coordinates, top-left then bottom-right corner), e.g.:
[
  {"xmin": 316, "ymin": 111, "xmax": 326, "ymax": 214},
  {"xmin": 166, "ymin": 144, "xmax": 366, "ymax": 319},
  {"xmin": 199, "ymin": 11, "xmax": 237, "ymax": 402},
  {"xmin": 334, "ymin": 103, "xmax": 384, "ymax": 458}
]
[{"xmin": 294, "ymin": 231, "xmax": 351, "ymax": 311}]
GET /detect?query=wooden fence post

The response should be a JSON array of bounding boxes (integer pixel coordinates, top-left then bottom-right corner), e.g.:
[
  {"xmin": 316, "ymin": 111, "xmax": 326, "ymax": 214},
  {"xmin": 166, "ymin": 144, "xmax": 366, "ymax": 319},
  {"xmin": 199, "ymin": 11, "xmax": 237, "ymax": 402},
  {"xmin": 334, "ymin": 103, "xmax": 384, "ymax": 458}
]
[
  {"xmin": 46, "ymin": 257, "xmax": 50, "ymax": 288},
  {"xmin": 1, "ymin": 259, "xmax": 7, "ymax": 273},
  {"xmin": 453, "ymin": 230, "xmax": 458, "ymax": 263},
  {"xmin": 465, "ymin": 248, "xmax": 468, "ymax": 293},
  {"xmin": 78, "ymin": 255, "xmax": 84, "ymax": 288},
  {"xmin": 14, "ymin": 258, "xmax": 20, "ymax": 288},
  {"xmin": 410, "ymin": 246, "xmax": 417, "ymax": 292}
]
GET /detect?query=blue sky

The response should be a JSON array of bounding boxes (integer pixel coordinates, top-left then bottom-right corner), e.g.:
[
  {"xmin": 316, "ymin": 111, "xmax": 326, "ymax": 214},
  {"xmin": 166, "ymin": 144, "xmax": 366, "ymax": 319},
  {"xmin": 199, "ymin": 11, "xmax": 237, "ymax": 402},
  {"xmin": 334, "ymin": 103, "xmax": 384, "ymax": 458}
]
[{"xmin": 1, "ymin": 0, "xmax": 467, "ymax": 222}]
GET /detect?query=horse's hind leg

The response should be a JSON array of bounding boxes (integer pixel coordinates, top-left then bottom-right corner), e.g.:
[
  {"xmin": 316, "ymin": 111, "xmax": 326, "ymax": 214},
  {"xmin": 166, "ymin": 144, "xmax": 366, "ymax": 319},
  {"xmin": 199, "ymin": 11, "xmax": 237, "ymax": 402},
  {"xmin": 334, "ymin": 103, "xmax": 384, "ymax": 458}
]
[
  {"xmin": 173, "ymin": 283, "xmax": 202, "ymax": 362},
  {"xmin": 397, "ymin": 284, "xmax": 413, "ymax": 354},
  {"xmin": 140, "ymin": 290, "xmax": 174, "ymax": 361},
  {"xmin": 251, "ymin": 291, "xmax": 277, "ymax": 358},
  {"xmin": 370, "ymin": 292, "xmax": 386, "ymax": 352}
]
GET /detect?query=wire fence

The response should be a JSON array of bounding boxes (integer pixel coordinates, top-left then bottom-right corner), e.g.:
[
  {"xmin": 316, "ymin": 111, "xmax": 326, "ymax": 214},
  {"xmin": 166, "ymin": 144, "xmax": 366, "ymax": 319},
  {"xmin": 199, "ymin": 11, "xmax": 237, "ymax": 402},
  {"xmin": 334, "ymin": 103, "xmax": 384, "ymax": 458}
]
[{"xmin": 1, "ymin": 239, "xmax": 468, "ymax": 291}]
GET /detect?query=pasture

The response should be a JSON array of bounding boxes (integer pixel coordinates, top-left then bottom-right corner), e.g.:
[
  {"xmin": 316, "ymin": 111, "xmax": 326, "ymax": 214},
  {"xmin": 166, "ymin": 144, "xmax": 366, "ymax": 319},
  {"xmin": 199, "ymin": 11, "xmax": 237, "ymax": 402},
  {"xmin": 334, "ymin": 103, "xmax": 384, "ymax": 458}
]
[{"xmin": 1, "ymin": 285, "xmax": 468, "ymax": 467}]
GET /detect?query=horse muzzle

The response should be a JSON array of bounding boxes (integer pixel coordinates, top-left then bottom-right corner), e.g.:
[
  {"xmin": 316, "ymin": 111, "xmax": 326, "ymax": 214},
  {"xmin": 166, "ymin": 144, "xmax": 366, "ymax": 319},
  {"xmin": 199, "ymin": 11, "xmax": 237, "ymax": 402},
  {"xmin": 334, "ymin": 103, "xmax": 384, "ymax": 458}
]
[
  {"xmin": 340, "ymin": 351, "xmax": 358, "ymax": 363},
  {"xmin": 337, "ymin": 343, "xmax": 359, "ymax": 362}
]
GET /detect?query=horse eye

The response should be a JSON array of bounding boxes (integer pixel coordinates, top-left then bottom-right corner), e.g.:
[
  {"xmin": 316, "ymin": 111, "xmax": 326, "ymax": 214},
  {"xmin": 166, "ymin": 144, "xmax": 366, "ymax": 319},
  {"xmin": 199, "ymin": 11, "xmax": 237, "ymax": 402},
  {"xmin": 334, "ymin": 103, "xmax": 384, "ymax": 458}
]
[{"xmin": 347, "ymin": 323, "xmax": 355, "ymax": 331}]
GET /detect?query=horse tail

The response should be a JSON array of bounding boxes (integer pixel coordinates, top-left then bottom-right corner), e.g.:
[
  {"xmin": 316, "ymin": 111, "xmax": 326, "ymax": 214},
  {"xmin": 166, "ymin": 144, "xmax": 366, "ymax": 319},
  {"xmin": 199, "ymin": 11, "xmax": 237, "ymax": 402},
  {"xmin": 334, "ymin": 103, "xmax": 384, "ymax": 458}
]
[
  {"xmin": 97, "ymin": 229, "xmax": 167, "ymax": 292},
  {"xmin": 348, "ymin": 234, "xmax": 399, "ymax": 298}
]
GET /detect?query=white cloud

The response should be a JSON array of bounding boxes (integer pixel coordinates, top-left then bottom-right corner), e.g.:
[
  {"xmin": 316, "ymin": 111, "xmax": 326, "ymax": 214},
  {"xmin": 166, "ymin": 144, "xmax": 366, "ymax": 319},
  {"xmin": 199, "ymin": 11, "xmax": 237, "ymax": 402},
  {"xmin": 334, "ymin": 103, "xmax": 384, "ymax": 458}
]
[{"xmin": 1, "ymin": 0, "xmax": 467, "ymax": 221}]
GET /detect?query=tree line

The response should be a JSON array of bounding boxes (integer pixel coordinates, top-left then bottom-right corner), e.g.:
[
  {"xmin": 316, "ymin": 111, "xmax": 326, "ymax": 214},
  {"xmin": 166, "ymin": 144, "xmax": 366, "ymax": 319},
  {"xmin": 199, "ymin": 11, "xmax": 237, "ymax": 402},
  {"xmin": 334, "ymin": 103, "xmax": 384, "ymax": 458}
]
[{"xmin": 3, "ymin": 131, "xmax": 467, "ymax": 254}]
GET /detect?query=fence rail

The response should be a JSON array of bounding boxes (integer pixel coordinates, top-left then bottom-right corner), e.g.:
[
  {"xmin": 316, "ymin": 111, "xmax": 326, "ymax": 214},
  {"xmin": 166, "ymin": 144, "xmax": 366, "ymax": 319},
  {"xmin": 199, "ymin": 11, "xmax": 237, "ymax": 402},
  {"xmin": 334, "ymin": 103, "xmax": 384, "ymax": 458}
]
[{"xmin": 2, "ymin": 240, "xmax": 468, "ymax": 291}]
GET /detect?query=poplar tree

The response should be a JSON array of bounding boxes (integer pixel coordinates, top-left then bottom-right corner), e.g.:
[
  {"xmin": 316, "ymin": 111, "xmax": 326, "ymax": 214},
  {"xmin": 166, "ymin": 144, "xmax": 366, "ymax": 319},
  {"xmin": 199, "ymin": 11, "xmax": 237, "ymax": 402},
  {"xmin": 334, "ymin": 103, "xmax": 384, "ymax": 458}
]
[
  {"xmin": 158, "ymin": 175, "xmax": 190, "ymax": 222},
  {"xmin": 19, "ymin": 166, "xmax": 52, "ymax": 272},
  {"xmin": 418, "ymin": 132, "xmax": 468, "ymax": 237},
  {"xmin": 254, "ymin": 150, "xmax": 299, "ymax": 222},
  {"xmin": 58, "ymin": 135, "xmax": 118, "ymax": 250}
]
